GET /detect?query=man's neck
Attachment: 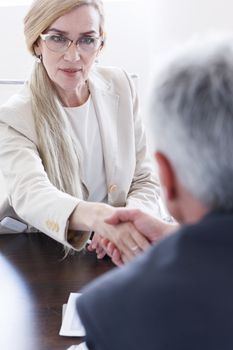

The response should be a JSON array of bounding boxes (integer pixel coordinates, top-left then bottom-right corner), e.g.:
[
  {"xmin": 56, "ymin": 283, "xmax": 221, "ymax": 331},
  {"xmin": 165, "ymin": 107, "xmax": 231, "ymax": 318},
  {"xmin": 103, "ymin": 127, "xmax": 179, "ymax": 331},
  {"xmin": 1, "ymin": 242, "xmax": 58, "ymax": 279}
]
[{"xmin": 180, "ymin": 195, "xmax": 209, "ymax": 225}]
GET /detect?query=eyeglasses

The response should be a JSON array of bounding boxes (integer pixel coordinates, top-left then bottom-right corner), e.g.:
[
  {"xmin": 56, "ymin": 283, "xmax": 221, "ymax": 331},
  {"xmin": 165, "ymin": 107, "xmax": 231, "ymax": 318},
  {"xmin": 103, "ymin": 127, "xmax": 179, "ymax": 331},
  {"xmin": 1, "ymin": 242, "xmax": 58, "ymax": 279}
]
[{"xmin": 40, "ymin": 33, "xmax": 103, "ymax": 53}]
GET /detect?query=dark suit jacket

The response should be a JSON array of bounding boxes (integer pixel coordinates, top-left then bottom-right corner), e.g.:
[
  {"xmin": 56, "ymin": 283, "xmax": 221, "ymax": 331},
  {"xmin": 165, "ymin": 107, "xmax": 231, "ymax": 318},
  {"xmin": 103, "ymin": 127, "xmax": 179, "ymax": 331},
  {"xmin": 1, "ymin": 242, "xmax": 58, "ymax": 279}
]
[{"xmin": 77, "ymin": 211, "xmax": 233, "ymax": 350}]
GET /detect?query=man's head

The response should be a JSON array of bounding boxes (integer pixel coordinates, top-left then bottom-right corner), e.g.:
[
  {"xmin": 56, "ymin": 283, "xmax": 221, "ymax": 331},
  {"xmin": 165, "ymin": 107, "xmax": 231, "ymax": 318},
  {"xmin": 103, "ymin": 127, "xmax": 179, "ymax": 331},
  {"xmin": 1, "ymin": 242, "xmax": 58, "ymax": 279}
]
[{"xmin": 150, "ymin": 35, "xmax": 233, "ymax": 223}]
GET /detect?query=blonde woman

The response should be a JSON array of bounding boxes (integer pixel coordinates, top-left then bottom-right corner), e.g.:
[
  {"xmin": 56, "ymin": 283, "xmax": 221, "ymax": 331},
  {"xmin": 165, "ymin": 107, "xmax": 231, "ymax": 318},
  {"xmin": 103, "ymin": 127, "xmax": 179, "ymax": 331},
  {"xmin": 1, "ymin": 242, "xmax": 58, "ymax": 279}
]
[{"xmin": 0, "ymin": 0, "xmax": 168, "ymax": 263}]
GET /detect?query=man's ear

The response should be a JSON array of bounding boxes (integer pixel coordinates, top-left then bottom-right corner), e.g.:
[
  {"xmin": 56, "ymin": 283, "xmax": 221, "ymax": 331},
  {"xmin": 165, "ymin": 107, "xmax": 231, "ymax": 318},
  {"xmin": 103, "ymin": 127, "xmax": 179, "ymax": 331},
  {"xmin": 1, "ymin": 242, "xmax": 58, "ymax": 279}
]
[{"xmin": 155, "ymin": 151, "xmax": 177, "ymax": 201}]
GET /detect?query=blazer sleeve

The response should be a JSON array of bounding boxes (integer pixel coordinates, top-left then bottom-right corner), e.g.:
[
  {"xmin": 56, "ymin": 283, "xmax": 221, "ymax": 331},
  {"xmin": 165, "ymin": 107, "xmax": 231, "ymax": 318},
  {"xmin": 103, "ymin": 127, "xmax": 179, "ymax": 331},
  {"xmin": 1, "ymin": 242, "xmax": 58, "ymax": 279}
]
[
  {"xmin": 123, "ymin": 72, "xmax": 162, "ymax": 216},
  {"xmin": 0, "ymin": 120, "xmax": 90, "ymax": 251}
]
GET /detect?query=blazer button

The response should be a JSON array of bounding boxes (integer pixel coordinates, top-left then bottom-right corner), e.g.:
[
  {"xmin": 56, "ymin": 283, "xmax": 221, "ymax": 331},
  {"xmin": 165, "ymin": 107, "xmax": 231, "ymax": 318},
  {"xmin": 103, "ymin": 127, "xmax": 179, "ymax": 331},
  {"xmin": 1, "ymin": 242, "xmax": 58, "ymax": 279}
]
[
  {"xmin": 108, "ymin": 184, "xmax": 117, "ymax": 193},
  {"xmin": 46, "ymin": 220, "xmax": 51, "ymax": 229}
]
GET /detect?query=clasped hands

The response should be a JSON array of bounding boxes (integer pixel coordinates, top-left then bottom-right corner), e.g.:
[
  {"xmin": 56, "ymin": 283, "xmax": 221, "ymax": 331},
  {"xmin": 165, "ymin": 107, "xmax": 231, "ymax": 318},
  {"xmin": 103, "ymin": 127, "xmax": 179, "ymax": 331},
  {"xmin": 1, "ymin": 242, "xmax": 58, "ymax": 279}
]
[{"xmin": 88, "ymin": 208, "xmax": 176, "ymax": 266}]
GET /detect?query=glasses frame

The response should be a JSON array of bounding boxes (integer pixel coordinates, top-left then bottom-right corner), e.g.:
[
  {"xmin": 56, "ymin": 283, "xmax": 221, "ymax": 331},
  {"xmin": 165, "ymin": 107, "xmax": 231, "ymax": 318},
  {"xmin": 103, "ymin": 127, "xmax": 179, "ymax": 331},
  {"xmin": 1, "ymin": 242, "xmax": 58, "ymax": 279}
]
[{"xmin": 39, "ymin": 33, "xmax": 104, "ymax": 54}]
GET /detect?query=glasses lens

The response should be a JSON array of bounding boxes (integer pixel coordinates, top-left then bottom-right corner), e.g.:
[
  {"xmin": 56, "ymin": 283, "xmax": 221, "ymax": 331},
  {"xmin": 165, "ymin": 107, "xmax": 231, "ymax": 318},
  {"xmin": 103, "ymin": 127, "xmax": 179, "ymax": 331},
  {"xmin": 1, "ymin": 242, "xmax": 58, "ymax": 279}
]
[
  {"xmin": 78, "ymin": 37, "xmax": 101, "ymax": 52},
  {"xmin": 45, "ymin": 35, "xmax": 69, "ymax": 52}
]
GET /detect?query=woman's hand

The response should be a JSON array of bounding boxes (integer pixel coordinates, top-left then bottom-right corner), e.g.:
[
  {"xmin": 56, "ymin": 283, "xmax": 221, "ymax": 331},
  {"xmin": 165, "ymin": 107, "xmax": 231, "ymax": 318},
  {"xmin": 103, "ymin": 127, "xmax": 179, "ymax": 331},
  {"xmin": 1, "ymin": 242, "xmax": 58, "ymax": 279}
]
[
  {"xmin": 87, "ymin": 233, "xmax": 106, "ymax": 259},
  {"xmin": 69, "ymin": 202, "xmax": 151, "ymax": 262},
  {"xmin": 87, "ymin": 233, "xmax": 123, "ymax": 265},
  {"xmin": 100, "ymin": 238, "xmax": 123, "ymax": 266}
]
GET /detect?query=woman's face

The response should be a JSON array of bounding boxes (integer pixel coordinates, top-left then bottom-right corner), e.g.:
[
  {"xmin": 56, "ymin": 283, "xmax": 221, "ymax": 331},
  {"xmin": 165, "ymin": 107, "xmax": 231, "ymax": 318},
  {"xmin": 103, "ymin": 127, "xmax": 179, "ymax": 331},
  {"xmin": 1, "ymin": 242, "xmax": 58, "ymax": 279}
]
[{"xmin": 35, "ymin": 5, "xmax": 102, "ymax": 101}]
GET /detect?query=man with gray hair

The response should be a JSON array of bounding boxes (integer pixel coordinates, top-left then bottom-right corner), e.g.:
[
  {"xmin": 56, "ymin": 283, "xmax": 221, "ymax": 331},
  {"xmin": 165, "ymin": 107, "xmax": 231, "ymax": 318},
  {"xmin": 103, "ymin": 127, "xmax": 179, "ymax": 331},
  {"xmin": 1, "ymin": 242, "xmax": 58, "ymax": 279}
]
[{"xmin": 76, "ymin": 36, "xmax": 233, "ymax": 349}]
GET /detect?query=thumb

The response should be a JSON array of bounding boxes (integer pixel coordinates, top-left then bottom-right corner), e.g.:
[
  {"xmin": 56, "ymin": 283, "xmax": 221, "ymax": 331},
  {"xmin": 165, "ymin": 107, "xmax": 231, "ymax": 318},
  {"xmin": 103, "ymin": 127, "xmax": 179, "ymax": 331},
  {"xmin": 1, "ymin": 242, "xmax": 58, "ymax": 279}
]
[
  {"xmin": 105, "ymin": 213, "xmax": 121, "ymax": 225},
  {"xmin": 105, "ymin": 209, "xmax": 140, "ymax": 225}
]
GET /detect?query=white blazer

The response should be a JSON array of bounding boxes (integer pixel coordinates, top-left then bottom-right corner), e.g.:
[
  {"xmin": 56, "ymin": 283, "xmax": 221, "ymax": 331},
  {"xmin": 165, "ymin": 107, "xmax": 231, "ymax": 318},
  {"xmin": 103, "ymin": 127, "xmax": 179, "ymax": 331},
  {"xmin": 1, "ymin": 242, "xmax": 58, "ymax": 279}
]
[{"xmin": 0, "ymin": 65, "xmax": 160, "ymax": 250}]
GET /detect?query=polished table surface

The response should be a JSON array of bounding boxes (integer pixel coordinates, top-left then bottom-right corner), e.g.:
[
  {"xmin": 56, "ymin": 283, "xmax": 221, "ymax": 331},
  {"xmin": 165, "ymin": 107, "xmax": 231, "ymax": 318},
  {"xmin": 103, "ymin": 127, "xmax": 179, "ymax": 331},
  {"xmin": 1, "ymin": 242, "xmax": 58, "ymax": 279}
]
[{"xmin": 0, "ymin": 232, "xmax": 114, "ymax": 350}]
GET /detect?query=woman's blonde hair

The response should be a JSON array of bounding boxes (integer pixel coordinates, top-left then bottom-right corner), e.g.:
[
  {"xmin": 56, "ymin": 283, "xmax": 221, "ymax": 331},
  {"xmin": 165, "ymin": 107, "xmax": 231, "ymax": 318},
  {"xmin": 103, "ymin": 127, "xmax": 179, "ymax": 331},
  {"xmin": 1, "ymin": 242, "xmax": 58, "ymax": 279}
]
[{"xmin": 24, "ymin": 0, "xmax": 105, "ymax": 197}]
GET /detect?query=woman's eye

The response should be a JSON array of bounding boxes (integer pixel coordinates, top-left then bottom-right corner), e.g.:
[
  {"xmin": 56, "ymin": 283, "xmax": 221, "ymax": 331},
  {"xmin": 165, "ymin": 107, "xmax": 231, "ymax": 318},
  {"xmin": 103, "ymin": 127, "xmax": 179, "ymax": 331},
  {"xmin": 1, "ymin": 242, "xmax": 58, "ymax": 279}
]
[
  {"xmin": 50, "ymin": 35, "xmax": 66, "ymax": 43},
  {"xmin": 80, "ymin": 37, "xmax": 95, "ymax": 45}
]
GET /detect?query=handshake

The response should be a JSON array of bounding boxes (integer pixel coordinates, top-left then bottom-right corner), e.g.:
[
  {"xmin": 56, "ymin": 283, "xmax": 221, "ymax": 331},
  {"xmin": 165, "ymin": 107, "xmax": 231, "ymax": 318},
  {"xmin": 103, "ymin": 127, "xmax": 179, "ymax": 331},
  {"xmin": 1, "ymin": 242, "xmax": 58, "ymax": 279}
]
[{"xmin": 87, "ymin": 208, "xmax": 178, "ymax": 266}]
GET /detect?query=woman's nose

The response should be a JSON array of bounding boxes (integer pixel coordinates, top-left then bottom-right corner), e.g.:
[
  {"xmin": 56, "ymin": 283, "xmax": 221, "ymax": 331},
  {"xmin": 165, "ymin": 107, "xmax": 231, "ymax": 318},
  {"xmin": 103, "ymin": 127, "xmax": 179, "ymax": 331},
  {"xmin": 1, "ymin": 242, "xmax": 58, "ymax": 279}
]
[{"xmin": 63, "ymin": 42, "xmax": 81, "ymax": 61}]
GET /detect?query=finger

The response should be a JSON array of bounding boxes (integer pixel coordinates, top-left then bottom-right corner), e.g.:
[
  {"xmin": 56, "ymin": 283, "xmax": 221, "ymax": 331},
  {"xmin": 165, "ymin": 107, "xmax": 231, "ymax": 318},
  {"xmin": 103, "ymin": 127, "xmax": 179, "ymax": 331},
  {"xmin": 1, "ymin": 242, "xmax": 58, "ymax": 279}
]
[
  {"xmin": 119, "ymin": 240, "xmax": 136, "ymax": 261},
  {"xmin": 131, "ymin": 230, "xmax": 151, "ymax": 252},
  {"xmin": 99, "ymin": 238, "xmax": 113, "ymax": 257},
  {"xmin": 122, "ymin": 222, "xmax": 151, "ymax": 254},
  {"xmin": 87, "ymin": 244, "xmax": 95, "ymax": 252},
  {"xmin": 118, "ymin": 224, "xmax": 147, "ymax": 258},
  {"xmin": 110, "ymin": 224, "xmax": 140, "ymax": 260},
  {"xmin": 121, "ymin": 253, "xmax": 130, "ymax": 265},
  {"xmin": 112, "ymin": 248, "xmax": 121, "ymax": 262},
  {"xmin": 100, "ymin": 238, "xmax": 111, "ymax": 250},
  {"xmin": 96, "ymin": 223, "xmax": 143, "ymax": 261},
  {"xmin": 105, "ymin": 209, "xmax": 140, "ymax": 225},
  {"xmin": 91, "ymin": 233, "xmax": 101, "ymax": 250},
  {"xmin": 86, "ymin": 238, "xmax": 95, "ymax": 251},
  {"xmin": 93, "ymin": 238, "xmax": 107, "ymax": 259},
  {"xmin": 104, "ymin": 243, "xmax": 115, "ymax": 258},
  {"xmin": 124, "ymin": 245, "xmax": 139, "ymax": 259},
  {"xmin": 100, "ymin": 238, "xmax": 120, "ymax": 259},
  {"xmin": 97, "ymin": 248, "xmax": 106, "ymax": 259},
  {"xmin": 113, "ymin": 230, "xmax": 135, "ymax": 260},
  {"xmin": 107, "ymin": 241, "xmax": 117, "ymax": 257},
  {"xmin": 104, "ymin": 214, "xmax": 121, "ymax": 225},
  {"xmin": 111, "ymin": 249, "xmax": 124, "ymax": 266}
]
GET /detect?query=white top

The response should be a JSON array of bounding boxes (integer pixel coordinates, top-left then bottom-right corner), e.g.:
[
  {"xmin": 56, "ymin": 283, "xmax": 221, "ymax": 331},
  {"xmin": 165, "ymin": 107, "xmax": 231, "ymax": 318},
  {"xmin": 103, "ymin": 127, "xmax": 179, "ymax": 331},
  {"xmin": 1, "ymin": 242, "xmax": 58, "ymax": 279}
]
[{"xmin": 65, "ymin": 97, "xmax": 107, "ymax": 203}]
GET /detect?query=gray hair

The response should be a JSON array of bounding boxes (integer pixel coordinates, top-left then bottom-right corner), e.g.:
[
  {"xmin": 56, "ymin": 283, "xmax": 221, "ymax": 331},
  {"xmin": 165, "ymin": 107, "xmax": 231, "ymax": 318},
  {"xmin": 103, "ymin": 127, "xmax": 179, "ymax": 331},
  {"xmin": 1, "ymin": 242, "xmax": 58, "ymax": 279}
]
[{"xmin": 149, "ymin": 35, "xmax": 233, "ymax": 210}]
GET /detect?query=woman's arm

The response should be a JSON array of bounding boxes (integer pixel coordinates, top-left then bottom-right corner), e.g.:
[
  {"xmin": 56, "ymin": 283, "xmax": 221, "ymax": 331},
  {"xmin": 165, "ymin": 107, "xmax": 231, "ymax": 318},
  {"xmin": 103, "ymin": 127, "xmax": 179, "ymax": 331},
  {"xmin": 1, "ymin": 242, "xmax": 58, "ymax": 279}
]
[
  {"xmin": 0, "ymin": 121, "xmax": 151, "ymax": 257},
  {"xmin": 0, "ymin": 121, "xmax": 86, "ymax": 250},
  {"xmin": 69, "ymin": 201, "xmax": 151, "ymax": 262}
]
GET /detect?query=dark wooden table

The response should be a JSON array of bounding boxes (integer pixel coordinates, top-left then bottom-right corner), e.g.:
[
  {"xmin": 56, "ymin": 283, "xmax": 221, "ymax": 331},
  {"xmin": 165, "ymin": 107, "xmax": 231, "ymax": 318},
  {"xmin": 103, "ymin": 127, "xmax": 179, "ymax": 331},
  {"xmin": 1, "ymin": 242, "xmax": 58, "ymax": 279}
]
[{"xmin": 0, "ymin": 232, "xmax": 115, "ymax": 350}]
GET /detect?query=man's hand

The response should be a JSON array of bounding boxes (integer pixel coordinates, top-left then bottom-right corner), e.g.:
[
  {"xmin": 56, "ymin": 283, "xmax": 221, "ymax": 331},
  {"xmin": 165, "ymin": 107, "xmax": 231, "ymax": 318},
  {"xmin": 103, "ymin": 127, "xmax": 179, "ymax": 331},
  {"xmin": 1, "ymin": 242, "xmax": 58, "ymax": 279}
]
[
  {"xmin": 101, "ymin": 209, "xmax": 179, "ymax": 265},
  {"xmin": 105, "ymin": 209, "xmax": 178, "ymax": 244}
]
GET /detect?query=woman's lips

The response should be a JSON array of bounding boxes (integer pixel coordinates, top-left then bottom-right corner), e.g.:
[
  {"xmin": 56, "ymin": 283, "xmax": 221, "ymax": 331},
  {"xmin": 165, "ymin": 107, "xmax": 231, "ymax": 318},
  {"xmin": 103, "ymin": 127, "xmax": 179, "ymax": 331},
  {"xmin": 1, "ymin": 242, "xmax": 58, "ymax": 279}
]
[{"xmin": 60, "ymin": 67, "xmax": 83, "ymax": 76}]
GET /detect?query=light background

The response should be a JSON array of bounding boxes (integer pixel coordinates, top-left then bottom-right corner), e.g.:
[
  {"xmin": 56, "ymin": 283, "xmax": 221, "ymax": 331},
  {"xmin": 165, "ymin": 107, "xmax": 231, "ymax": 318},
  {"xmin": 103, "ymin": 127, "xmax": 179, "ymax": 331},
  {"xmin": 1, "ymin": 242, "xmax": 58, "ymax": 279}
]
[{"xmin": 1, "ymin": 0, "xmax": 233, "ymax": 198}]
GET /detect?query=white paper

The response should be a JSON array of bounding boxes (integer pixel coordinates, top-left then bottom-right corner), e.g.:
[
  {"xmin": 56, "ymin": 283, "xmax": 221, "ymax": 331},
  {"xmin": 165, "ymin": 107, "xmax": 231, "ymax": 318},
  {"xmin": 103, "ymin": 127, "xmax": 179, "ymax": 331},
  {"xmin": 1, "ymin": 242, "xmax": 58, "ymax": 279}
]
[
  {"xmin": 60, "ymin": 293, "xmax": 86, "ymax": 337},
  {"xmin": 67, "ymin": 343, "xmax": 89, "ymax": 350}
]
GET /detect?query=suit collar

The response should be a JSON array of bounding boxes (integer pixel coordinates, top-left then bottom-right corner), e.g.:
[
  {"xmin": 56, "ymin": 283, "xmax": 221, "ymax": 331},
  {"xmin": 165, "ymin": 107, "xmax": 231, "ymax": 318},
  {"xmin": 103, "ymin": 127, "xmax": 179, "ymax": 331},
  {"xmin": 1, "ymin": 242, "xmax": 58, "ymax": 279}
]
[
  {"xmin": 88, "ymin": 66, "xmax": 112, "ymax": 92},
  {"xmin": 87, "ymin": 68, "xmax": 119, "ymax": 186}
]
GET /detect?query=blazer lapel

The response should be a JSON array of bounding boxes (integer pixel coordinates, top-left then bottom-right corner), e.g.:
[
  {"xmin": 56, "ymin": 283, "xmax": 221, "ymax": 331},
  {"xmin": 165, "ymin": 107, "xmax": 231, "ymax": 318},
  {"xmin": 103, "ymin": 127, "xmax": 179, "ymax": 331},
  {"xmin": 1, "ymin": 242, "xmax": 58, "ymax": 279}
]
[{"xmin": 88, "ymin": 72, "xmax": 119, "ymax": 186}]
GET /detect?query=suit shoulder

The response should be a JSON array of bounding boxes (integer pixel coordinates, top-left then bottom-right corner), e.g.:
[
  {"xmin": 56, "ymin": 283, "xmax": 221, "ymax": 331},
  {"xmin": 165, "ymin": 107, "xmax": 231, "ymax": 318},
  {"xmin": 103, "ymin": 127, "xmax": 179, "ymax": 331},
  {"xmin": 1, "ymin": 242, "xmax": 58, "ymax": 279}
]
[
  {"xmin": 77, "ymin": 234, "xmax": 187, "ymax": 345},
  {"xmin": 0, "ymin": 84, "xmax": 37, "ymax": 142},
  {"xmin": 0, "ymin": 84, "xmax": 32, "ymax": 121},
  {"xmin": 90, "ymin": 65, "xmax": 133, "ymax": 92},
  {"xmin": 94, "ymin": 65, "xmax": 127, "ymax": 79}
]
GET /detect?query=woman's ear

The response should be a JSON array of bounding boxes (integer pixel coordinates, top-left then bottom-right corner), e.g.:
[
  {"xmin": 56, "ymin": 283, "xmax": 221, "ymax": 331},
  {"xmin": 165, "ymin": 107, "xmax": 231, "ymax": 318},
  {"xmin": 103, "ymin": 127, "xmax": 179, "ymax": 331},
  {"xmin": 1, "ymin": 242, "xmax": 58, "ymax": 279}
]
[
  {"xmin": 100, "ymin": 39, "xmax": 104, "ymax": 50},
  {"xmin": 95, "ymin": 40, "xmax": 104, "ymax": 61},
  {"xmin": 33, "ymin": 41, "xmax": 41, "ymax": 57},
  {"xmin": 99, "ymin": 33, "xmax": 105, "ymax": 51}
]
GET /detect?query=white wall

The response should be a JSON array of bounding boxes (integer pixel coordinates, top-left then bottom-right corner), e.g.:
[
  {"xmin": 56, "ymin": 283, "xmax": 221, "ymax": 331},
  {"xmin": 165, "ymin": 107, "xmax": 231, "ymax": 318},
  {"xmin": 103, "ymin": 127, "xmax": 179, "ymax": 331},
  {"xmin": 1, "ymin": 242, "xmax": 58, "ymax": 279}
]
[
  {"xmin": 2, "ymin": 0, "xmax": 233, "ymax": 103},
  {"xmin": 147, "ymin": 0, "xmax": 233, "ymax": 63},
  {"xmin": 1, "ymin": 0, "xmax": 233, "ymax": 198},
  {"xmin": 0, "ymin": 1, "xmax": 149, "ymax": 104},
  {"xmin": 143, "ymin": 0, "xmax": 233, "ymax": 147}
]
